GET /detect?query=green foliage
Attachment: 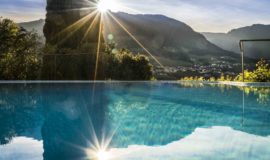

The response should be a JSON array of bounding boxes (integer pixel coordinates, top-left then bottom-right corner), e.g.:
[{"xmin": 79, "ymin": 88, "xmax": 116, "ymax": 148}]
[
  {"xmin": 217, "ymin": 74, "xmax": 225, "ymax": 81},
  {"xmin": 0, "ymin": 19, "xmax": 19, "ymax": 53},
  {"xmin": 42, "ymin": 44, "xmax": 58, "ymax": 55},
  {"xmin": 181, "ymin": 59, "xmax": 270, "ymax": 82},
  {"xmin": 105, "ymin": 44, "xmax": 154, "ymax": 80},
  {"xmin": 41, "ymin": 42, "xmax": 154, "ymax": 80},
  {"xmin": 253, "ymin": 59, "xmax": 270, "ymax": 82},
  {"xmin": 241, "ymin": 86, "xmax": 270, "ymax": 104},
  {"xmin": 181, "ymin": 76, "xmax": 205, "ymax": 81},
  {"xmin": 235, "ymin": 59, "xmax": 270, "ymax": 82},
  {"xmin": 181, "ymin": 76, "xmax": 216, "ymax": 82},
  {"xmin": 0, "ymin": 18, "xmax": 42, "ymax": 80}
]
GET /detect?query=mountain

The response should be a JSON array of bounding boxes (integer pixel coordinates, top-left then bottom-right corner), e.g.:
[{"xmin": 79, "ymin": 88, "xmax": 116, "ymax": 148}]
[
  {"xmin": 19, "ymin": 19, "xmax": 45, "ymax": 42},
  {"xmin": 105, "ymin": 12, "xmax": 239, "ymax": 66},
  {"xmin": 18, "ymin": 13, "xmax": 240, "ymax": 66},
  {"xmin": 202, "ymin": 24, "xmax": 270, "ymax": 59},
  {"xmin": 19, "ymin": 19, "xmax": 45, "ymax": 36}
]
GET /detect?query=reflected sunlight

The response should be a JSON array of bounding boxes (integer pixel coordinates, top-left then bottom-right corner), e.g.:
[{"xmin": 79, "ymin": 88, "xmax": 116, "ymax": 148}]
[
  {"xmin": 96, "ymin": 150, "xmax": 110, "ymax": 160},
  {"xmin": 86, "ymin": 147, "xmax": 111, "ymax": 160}
]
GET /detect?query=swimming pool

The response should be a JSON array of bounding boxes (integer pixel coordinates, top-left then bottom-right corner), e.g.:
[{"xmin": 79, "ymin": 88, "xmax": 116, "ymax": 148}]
[{"xmin": 0, "ymin": 82, "xmax": 270, "ymax": 160}]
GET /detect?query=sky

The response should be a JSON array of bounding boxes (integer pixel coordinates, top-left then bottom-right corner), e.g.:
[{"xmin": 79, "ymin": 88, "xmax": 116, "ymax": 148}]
[{"xmin": 0, "ymin": 0, "xmax": 270, "ymax": 32}]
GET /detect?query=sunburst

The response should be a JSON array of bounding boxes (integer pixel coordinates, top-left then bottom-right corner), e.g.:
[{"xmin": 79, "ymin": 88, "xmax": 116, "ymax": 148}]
[
  {"xmin": 44, "ymin": 1, "xmax": 165, "ymax": 159},
  {"xmin": 53, "ymin": 0, "xmax": 164, "ymax": 81},
  {"xmin": 97, "ymin": 0, "xmax": 119, "ymax": 13}
]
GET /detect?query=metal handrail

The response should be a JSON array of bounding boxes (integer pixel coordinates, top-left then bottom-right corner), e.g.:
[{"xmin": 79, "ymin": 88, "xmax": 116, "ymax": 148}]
[{"xmin": 239, "ymin": 39, "xmax": 270, "ymax": 82}]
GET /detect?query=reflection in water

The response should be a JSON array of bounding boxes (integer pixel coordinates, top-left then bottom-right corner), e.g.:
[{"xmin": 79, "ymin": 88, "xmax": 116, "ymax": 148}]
[
  {"xmin": 0, "ymin": 82, "xmax": 269, "ymax": 160},
  {"xmin": 0, "ymin": 137, "xmax": 43, "ymax": 160},
  {"xmin": 107, "ymin": 83, "xmax": 270, "ymax": 148},
  {"xmin": 0, "ymin": 84, "xmax": 43, "ymax": 145},
  {"xmin": 178, "ymin": 81, "xmax": 270, "ymax": 104},
  {"xmin": 41, "ymin": 84, "xmax": 109, "ymax": 159},
  {"xmin": 107, "ymin": 127, "xmax": 270, "ymax": 160},
  {"xmin": 242, "ymin": 86, "xmax": 270, "ymax": 104}
]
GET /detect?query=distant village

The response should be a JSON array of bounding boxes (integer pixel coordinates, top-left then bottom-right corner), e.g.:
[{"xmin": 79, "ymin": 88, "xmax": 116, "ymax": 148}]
[{"xmin": 153, "ymin": 57, "xmax": 257, "ymax": 79}]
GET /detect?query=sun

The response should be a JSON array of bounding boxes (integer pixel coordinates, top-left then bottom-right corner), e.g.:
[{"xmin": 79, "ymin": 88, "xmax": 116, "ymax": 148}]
[
  {"xmin": 97, "ymin": 0, "xmax": 119, "ymax": 13},
  {"xmin": 96, "ymin": 150, "xmax": 110, "ymax": 160},
  {"xmin": 85, "ymin": 147, "xmax": 111, "ymax": 160}
]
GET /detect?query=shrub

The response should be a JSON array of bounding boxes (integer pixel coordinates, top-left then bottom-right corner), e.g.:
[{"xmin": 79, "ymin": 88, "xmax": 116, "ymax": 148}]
[
  {"xmin": 0, "ymin": 18, "xmax": 42, "ymax": 80},
  {"xmin": 105, "ymin": 46, "xmax": 154, "ymax": 80},
  {"xmin": 235, "ymin": 59, "xmax": 270, "ymax": 82}
]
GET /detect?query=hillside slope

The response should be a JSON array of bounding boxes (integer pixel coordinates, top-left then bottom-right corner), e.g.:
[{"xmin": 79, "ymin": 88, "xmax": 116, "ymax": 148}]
[
  {"xmin": 106, "ymin": 12, "xmax": 239, "ymax": 66},
  {"xmin": 18, "ymin": 13, "xmax": 240, "ymax": 67},
  {"xmin": 202, "ymin": 24, "xmax": 270, "ymax": 59}
]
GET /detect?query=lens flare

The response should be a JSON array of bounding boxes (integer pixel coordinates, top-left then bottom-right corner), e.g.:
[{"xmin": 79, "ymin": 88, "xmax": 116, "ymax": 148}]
[
  {"xmin": 96, "ymin": 150, "xmax": 110, "ymax": 160},
  {"xmin": 97, "ymin": 0, "xmax": 119, "ymax": 13},
  {"xmin": 86, "ymin": 147, "xmax": 112, "ymax": 160}
]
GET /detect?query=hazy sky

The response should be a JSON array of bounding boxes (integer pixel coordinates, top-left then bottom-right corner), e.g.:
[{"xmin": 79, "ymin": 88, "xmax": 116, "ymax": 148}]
[{"xmin": 1, "ymin": 0, "xmax": 270, "ymax": 32}]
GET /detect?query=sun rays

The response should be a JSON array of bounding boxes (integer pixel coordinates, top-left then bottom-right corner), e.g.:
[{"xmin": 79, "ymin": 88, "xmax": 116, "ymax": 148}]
[
  {"xmin": 94, "ymin": 12, "xmax": 104, "ymax": 81},
  {"xmin": 52, "ymin": 0, "xmax": 164, "ymax": 81},
  {"xmin": 97, "ymin": 0, "xmax": 118, "ymax": 13},
  {"xmin": 83, "ymin": 120, "xmax": 118, "ymax": 160},
  {"xmin": 44, "ymin": 2, "xmax": 165, "ymax": 156},
  {"xmin": 48, "ymin": 2, "xmax": 165, "ymax": 155},
  {"xmin": 107, "ymin": 12, "xmax": 164, "ymax": 67},
  {"xmin": 54, "ymin": 10, "xmax": 99, "ymax": 45}
]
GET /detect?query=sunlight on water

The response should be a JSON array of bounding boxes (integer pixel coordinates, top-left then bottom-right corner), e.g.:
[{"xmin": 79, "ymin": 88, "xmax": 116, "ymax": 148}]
[
  {"xmin": 86, "ymin": 148, "xmax": 111, "ymax": 160},
  {"xmin": 96, "ymin": 150, "xmax": 110, "ymax": 160}
]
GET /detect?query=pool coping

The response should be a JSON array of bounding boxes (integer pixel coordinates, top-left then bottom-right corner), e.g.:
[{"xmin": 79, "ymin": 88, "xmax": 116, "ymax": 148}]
[
  {"xmin": 179, "ymin": 81, "xmax": 270, "ymax": 87},
  {"xmin": 216, "ymin": 81, "xmax": 270, "ymax": 87},
  {"xmin": 0, "ymin": 80, "xmax": 269, "ymax": 87}
]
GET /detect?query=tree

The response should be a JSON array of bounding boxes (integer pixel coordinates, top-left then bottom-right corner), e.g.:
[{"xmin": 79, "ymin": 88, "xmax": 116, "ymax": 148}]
[
  {"xmin": 104, "ymin": 44, "xmax": 154, "ymax": 80},
  {"xmin": 235, "ymin": 59, "xmax": 270, "ymax": 82},
  {"xmin": 0, "ymin": 18, "xmax": 42, "ymax": 80},
  {"xmin": 253, "ymin": 59, "xmax": 270, "ymax": 82}
]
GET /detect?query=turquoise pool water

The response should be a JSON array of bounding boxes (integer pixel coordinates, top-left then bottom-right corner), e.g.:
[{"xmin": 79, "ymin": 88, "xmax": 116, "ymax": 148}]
[{"xmin": 0, "ymin": 82, "xmax": 270, "ymax": 160}]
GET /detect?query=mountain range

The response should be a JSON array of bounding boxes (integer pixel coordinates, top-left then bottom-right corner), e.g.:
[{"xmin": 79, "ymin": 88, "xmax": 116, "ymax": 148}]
[
  {"xmin": 19, "ymin": 19, "xmax": 45, "ymax": 42},
  {"xmin": 18, "ymin": 12, "xmax": 269, "ymax": 67},
  {"xmin": 202, "ymin": 24, "xmax": 270, "ymax": 59},
  {"xmin": 105, "ymin": 12, "xmax": 239, "ymax": 66}
]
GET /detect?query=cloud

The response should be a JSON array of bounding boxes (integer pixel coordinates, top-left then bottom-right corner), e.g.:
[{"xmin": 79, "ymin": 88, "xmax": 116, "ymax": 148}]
[
  {"xmin": 0, "ymin": 137, "xmax": 43, "ymax": 160},
  {"xmin": 0, "ymin": 0, "xmax": 270, "ymax": 32},
  {"xmin": 0, "ymin": 0, "xmax": 45, "ymax": 22},
  {"xmin": 1, "ymin": 127, "xmax": 270, "ymax": 159},
  {"xmin": 108, "ymin": 126, "xmax": 270, "ymax": 160},
  {"xmin": 118, "ymin": 0, "xmax": 270, "ymax": 32}
]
